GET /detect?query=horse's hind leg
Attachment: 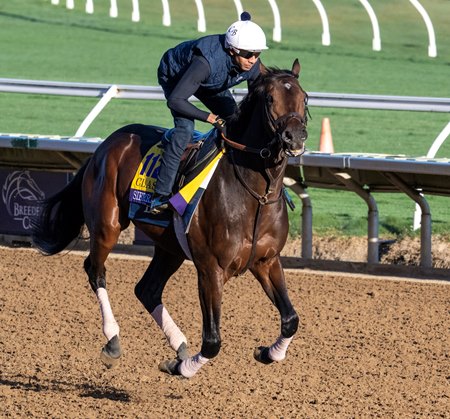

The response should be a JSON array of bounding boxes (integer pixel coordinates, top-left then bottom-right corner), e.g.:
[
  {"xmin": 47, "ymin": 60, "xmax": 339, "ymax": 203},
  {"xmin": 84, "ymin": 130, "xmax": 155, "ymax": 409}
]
[
  {"xmin": 84, "ymin": 250, "xmax": 122, "ymax": 369},
  {"xmin": 250, "ymin": 258, "xmax": 299, "ymax": 364},
  {"xmin": 134, "ymin": 246, "xmax": 188, "ymax": 367},
  {"xmin": 83, "ymin": 192, "xmax": 124, "ymax": 367},
  {"xmin": 159, "ymin": 267, "xmax": 226, "ymax": 378}
]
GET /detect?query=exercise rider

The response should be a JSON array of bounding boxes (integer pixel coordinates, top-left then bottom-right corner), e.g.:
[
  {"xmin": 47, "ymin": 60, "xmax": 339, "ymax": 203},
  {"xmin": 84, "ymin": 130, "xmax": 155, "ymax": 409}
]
[{"xmin": 149, "ymin": 12, "xmax": 268, "ymax": 213}]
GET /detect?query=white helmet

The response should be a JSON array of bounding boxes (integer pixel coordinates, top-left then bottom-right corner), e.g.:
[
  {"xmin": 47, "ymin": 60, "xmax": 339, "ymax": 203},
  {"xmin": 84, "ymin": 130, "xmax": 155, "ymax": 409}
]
[{"xmin": 225, "ymin": 12, "xmax": 268, "ymax": 52}]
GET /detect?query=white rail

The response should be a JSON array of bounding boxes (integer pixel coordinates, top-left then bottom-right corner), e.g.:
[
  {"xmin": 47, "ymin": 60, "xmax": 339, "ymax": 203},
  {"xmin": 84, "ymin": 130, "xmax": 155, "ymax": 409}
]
[
  {"xmin": 2, "ymin": 131, "xmax": 448, "ymax": 268},
  {"xmin": 409, "ymin": 0, "xmax": 437, "ymax": 57},
  {"xmin": 2, "ymin": 78, "xmax": 449, "ymax": 149},
  {"xmin": 109, "ymin": 0, "xmax": 118, "ymax": 18},
  {"xmin": 85, "ymin": 0, "xmax": 93, "ymax": 14},
  {"xmin": 359, "ymin": 0, "xmax": 381, "ymax": 51},
  {"xmin": 2, "ymin": 78, "xmax": 449, "ymax": 233},
  {"xmin": 194, "ymin": 0, "xmax": 206, "ymax": 32},
  {"xmin": 131, "ymin": 0, "xmax": 140, "ymax": 22},
  {"xmin": 267, "ymin": 0, "xmax": 282, "ymax": 42},
  {"xmin": 74, "ymin": 85, "xmax": 119, "ymax": 137},
  {"xmin": 311, "ymin": 0, "xmax": 330, "ymax": 46},
  {"xmin": 1, "ymin": 79, "xmax": 449, "ymax": 112},
  {"xmin": 233, "ymin": 0, "xmax": 243, "ymax": 18},
  {"xmin": 161, "ymin": 0, "xmax": 171, "ymax": 26}
]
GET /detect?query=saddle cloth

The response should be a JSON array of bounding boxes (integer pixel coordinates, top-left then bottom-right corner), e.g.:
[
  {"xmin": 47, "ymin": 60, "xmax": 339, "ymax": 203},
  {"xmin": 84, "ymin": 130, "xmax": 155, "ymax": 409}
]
[{"xmin": 128, "ymin": 127, "xmax": 224, "ymax": 232}]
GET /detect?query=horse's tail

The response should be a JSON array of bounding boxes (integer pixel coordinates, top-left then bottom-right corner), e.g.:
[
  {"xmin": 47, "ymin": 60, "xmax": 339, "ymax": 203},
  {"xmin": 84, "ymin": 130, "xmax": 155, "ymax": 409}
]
[{"xmin": 31, "ymin": 159, "xmax": 89, "ymax": 255}]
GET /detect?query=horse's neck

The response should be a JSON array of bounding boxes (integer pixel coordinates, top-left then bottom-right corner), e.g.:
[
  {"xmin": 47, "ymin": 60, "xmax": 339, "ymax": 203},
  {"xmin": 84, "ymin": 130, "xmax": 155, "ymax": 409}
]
[
  {"xmin": 225, "ymin": 102, "xmax": 287, "ymax": 198},
  {"xmin": 227, "ymin": 147, "xmax": 287, "ymax": 204},
  {"xmin": 234, "ymin": 106, "xmax": 266, "ymax": 148}
]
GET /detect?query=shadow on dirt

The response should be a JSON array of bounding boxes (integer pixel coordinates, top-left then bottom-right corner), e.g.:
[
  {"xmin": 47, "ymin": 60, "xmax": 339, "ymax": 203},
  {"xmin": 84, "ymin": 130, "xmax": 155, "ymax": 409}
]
[{"xmin": 0, "ymin": 374, "xmax": 131, "ymax": 402}]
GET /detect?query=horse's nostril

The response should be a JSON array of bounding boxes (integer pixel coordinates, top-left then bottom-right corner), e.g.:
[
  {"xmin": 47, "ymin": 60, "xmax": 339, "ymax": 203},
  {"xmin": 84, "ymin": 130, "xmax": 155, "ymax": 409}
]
[{"xmin": 282, "ymin": 131, "xmax": 293, "ymax": 143}]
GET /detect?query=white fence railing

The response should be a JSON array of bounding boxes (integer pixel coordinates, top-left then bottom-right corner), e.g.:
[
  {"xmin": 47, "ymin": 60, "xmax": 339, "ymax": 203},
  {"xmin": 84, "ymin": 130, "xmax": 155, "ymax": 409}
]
[
  {"xmin": 2, "ymin": 78, "xmax": 449, "ymax": 111},
  {"xmin": 49, "ymin": 0, "xmax": 438, "ymax": 56},
  {"xmin": 1, "ymin": 77, "xmax": 449, "ymax": 150},
  {"xmin": 2, "ymin": 75, "xmax": 450, "ymax": 268}
]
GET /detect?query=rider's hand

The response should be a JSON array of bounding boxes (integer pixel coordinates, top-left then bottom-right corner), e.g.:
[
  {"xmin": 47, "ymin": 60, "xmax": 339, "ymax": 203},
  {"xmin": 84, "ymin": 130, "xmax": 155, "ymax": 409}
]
[{"xmin": 213, "ymin": 115, "xmax": 226, "ymax": 133}]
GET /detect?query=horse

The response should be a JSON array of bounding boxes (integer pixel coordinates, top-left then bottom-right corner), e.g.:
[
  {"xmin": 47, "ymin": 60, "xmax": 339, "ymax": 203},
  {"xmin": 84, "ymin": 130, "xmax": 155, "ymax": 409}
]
[{"xmin": 31, "ymin": 59, "xmax": 309, "ymax": 378}]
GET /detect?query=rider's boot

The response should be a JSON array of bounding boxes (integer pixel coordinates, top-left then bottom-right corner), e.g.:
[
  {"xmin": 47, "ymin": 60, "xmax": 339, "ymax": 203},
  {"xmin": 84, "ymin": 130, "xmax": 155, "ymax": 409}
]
[{"xmin": 148, "ymin": 193, "xmax": 171, "ymax": 214}]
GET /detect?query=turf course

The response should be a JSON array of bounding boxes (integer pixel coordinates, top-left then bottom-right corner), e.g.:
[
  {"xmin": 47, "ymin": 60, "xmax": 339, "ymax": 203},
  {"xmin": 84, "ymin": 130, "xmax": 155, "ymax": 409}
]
[{"xmin": 1, "ymin": 0, "xmax": 449, "ymax": 237}]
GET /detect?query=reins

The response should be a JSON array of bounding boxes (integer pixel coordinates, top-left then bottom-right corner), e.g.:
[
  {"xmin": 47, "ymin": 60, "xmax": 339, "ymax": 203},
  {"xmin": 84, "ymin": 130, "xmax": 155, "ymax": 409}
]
[
  {"xmin": 221, "ymin": 132, "xmax": 274, "ymax": 159},
  {"xmin": 220, "ymin": 110, "xmax": 307, "ymax": 160}
]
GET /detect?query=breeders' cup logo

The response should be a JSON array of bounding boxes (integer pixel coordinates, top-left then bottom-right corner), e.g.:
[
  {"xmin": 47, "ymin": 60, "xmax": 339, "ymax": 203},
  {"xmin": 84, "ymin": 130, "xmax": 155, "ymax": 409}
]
[{"xmin": 2, "ymin": 171, "xmax": 45, "ymax": 230}]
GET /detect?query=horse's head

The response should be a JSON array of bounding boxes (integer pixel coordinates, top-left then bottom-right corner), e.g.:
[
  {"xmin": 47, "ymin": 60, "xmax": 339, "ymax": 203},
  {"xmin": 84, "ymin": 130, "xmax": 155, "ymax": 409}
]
[
  {"xmin": 226, "ymin": 59, "xmax": 308, "ymax": 161},
  {"xmin": 260, "ymin": 59, "xmax": 308, "ymax": 157}
]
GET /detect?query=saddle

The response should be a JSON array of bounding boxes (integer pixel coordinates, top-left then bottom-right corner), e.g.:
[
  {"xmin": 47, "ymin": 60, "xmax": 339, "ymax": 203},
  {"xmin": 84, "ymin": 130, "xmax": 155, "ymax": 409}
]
[{"xmin": 171, "ymin": 128, "xmax": 223, "ymax": 193}]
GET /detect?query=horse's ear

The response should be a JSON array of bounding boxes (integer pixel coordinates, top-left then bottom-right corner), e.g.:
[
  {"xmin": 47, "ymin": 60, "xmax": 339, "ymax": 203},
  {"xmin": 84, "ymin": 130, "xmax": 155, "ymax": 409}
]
[
  {"xmin": 291, "ymin": 59, "xmax": 301, "ymax": 78},
  {"xmin": 259, "ymin": 61, "xmax": 269, "ymax": 75}
]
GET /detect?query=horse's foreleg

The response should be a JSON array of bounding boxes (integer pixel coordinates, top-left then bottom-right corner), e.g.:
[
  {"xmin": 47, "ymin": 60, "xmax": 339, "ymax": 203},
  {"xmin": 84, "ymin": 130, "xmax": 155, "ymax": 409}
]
[
  {"xmin": 134, "ymin": 247, "xmax": 188, "ymax": 362},
  {"xmin": 169, "ymin": 269, "xmax": 223, "ymax": 378},
  {"xmin": 251, "ymin": 258, "xmax": 299, "ymax": 364}
]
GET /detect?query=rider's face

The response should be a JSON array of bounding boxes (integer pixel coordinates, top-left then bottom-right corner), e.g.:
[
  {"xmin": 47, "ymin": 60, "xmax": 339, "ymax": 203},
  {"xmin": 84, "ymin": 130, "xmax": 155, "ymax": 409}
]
[{"xmin": 230, "ymin": 49, "xmax": 261, "ymax": 71}]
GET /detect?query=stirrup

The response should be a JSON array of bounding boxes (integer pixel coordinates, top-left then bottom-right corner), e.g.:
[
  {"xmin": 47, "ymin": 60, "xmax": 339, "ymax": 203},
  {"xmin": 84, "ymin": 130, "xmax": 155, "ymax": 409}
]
[{"xmin": 148, "ymin": 194, "xmax": 171, "ymax": 214}]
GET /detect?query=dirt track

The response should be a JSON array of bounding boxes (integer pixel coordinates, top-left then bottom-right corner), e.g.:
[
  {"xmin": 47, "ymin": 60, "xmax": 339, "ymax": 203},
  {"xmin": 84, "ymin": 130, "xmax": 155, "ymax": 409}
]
[{"xmin": 1, "ymin": 246, "xmax": 449, "ymax": 418}]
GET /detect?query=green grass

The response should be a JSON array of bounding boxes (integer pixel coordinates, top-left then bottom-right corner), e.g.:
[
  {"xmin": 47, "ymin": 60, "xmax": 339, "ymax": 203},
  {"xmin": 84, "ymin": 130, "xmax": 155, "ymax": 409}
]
[{"xmin": 1, "ymin": 0, "xmax": 450, "ymax": 237}]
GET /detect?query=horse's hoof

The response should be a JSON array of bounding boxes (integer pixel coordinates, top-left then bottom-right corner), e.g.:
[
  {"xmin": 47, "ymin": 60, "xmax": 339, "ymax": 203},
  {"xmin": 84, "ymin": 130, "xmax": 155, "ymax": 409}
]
[
  {"xmin": 253, "ymin": 346, "xmax": 274, "ymax": 365},
  {"xmin": 158, "ymin": 358, "xmax": 182, "ymax": 375},
  {"xmin": 176, "ymin": 342, "xmax": 189, "ymax": 361},
  {"xmin": 100, "ymin": 335, "xmax": 122, "ymax": 369},
  {"xmin": 100, "ymin": 349, "xmax": 121, "ymax": 369}
]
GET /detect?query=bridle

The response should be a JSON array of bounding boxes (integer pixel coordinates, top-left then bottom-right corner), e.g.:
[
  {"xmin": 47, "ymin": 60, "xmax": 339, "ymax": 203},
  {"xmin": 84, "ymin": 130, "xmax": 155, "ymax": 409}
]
[
  {"xmin": 221, "ymin": 75, "xmax": 308, "ymax": 206},
  {"xmin": 222, "ymin": 79, "xmax": 309, "ymax": 160},
  {"xmin": 265, "ymin": 108, "xmax": 308, "ymax": 157}
]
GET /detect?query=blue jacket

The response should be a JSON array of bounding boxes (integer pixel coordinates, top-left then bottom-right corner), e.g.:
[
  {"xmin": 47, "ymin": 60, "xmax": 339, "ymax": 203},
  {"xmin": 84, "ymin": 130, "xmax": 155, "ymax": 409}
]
[{"xmin": 158, "ymin": 34, "xmax": 260, "ymax": 94}]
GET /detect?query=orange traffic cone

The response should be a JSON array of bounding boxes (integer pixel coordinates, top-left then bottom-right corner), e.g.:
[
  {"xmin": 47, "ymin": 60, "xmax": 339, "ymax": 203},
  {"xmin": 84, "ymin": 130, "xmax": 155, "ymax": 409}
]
[{"xmin": 319, "ymin": 117, "xmax": 334, "ymax": 153}]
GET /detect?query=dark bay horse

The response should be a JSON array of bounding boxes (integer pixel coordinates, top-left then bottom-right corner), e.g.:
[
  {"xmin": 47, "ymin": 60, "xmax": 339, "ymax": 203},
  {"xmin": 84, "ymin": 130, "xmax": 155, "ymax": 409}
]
[{"xmin": 31, "ymin": 59, "xmax": 308, "ymax": 378}]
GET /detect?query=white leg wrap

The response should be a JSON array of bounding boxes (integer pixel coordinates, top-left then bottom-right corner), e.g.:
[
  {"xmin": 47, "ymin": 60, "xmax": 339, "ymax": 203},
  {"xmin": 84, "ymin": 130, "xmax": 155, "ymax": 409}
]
[
  {"xmin": 151, "ymin": 304, "xmax": 187, "ymax": 351},
  {"xmin": 268, "ymin": 335, "xmax": 293, "ymax": 362},
  {"xmin": 96, "ymin": 288, "xmax": 120, "ymax": 341},
  {"xmin": 179, "ymin": 353, "xmax": 209, "ymax": 378}
]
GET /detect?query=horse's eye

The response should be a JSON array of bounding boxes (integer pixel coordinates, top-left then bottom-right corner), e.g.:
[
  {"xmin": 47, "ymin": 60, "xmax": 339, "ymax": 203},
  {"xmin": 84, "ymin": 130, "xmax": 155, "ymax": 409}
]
[{"xmin": 266, "ymin": 94, "xmax": 273, "ymax": 105}]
